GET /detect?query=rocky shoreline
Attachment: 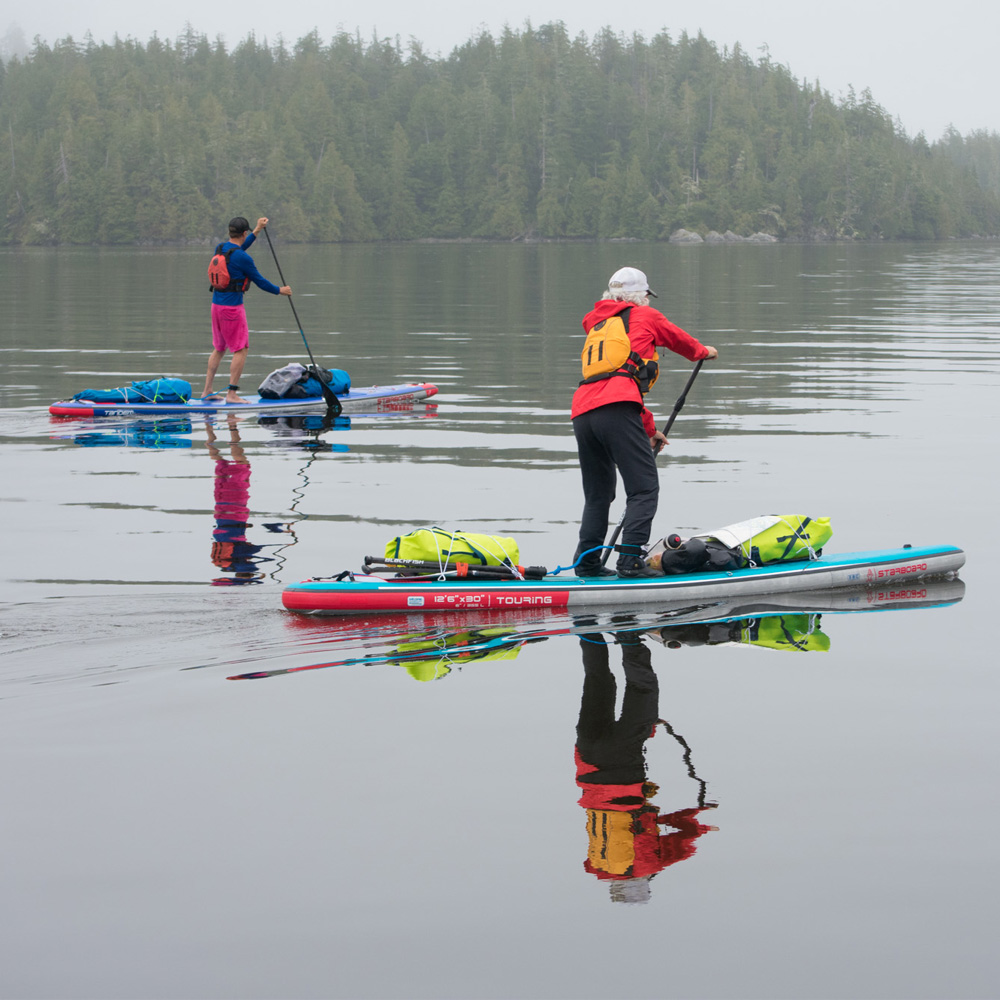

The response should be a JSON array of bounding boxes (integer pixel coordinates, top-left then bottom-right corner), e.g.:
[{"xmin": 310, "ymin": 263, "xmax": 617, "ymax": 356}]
[{"xmin": 669, "ymin": 228, "xmax": 778, "ymax": 244}]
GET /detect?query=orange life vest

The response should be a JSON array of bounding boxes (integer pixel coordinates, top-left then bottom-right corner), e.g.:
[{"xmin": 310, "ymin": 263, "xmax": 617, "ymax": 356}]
[{"xmin": 579, "ymin": 307, "xmax": 659, "ymax": 393}]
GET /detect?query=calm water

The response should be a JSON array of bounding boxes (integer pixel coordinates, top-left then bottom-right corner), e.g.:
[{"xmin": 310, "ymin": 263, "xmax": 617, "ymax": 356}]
[{"xmin": 1, "ymin": 241, "xmax": 998, "ymax": 999}]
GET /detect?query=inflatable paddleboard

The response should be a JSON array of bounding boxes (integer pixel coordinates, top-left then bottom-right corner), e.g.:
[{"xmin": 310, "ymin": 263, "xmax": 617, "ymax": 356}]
[
  {"xmin": 50, "ymin": 382, "xmax": 438, "ymax": 417},
  {"xmin": 282, "ymin": 544, "xmax": 966, "ymax": 615}
]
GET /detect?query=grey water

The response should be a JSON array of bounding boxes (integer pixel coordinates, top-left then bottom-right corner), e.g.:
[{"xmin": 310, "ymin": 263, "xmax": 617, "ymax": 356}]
[{"xmin": 1, "ymin": 241, "xmax": 997, "ymax": 1000}]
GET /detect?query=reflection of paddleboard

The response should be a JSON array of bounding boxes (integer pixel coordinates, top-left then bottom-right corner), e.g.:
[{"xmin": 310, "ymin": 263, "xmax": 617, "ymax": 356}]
[
  {"xmin": 279, "ymin": 574, "xmax": 966, "ymax": 647},
  {"xmin": 233, "ymin": 577, "xmax": 966, "ymax": 680},
  {"xmin": 49, "ymin": 382, "xmax": 438, "ymax": 417},
  {"xmin": 282, "ymin": 544, "xmax": 966, "ymax": 615},
  {"xmin": 257, "ymin": 404, "xmax": 437, "ymax": 437},
  {"xmin": 52, "ymin": 417, "xmax": 196, "ymax": 449}
]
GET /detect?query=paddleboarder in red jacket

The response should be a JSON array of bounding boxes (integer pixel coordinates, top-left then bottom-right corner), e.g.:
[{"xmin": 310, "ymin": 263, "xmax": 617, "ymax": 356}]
[{"xmin": 572, "ymin": 266, "xmax": 717, "ymax": 577}]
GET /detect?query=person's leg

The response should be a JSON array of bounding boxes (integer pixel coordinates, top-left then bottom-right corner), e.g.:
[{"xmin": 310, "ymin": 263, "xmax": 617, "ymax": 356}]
[
  {"xmin": 202, "ymin": 349, "xmax": 225, "ymax": 398},
  {"xmin": 615, "ymin": 431, "xmax": 659, "ymax": 550},
  {"xmin": 226, "ymin": 348, "xmax": 248, "ymax": 403},
  {"xmin": 577, "ymin": 636, "xmax": 616, "ymax": 743},
  {"xmin": 573, "ymin": 410, "xmax": 618, "ymax": 572},
  {"xmin": 212, "ymin": 305, "xmax": 250, "ymax": 403},
  {"xmin": 617, "ymin": 638, "xmax": 660, "ymax": 740},
  {"xmin": 604, "ymin": 406, "xmax": 660, "ymax": 574},
  {"xmin": 204, "ymin": 304, "xmax": 230, "ymax": 398}
]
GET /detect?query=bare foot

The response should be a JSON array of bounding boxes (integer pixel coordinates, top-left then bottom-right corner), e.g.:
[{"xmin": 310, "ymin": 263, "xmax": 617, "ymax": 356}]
[
  {"xmin": 202, "ymin": 393, "xmax": 224, "ymax": 401},
  {"xmin": 225, "ymin": 392, "xmax": 248, "ymax": 404}
]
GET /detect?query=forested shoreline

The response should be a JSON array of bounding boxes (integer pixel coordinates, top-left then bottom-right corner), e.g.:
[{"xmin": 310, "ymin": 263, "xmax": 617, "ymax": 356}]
[{"xmin": 2, "ymin": 22, "xmax": 1000, "ymax": 246}]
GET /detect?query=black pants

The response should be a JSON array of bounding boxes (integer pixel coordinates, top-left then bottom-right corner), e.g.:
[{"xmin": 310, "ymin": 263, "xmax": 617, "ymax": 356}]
[
  {"xmin": 576, "ymin": 635, "xmax": 660, "ymax": 792},
  {"xmin": 573, "ymin": 401, "xmax": 659, "ymax": 565}
]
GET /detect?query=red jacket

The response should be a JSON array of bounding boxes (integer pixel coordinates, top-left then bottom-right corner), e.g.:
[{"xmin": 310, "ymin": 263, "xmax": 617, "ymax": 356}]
[
  {"xmin": 571, "ymin": 300, "xmax": 710, "ymax": 437},
  {"xmin": 583, "ymin": 807, "xmax": 715, "ymax": 880}
]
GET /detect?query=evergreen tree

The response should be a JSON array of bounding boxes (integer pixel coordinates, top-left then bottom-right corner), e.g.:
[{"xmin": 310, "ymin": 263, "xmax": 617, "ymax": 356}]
[{"xmin": 0, "ymin": 24, "xmax": 996, "ymax": 244}]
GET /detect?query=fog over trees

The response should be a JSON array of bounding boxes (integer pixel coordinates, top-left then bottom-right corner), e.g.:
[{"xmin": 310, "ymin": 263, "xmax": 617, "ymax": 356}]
[{"xmin": 2, "ymin": 23, "xmax": 999, "ymax": 244}]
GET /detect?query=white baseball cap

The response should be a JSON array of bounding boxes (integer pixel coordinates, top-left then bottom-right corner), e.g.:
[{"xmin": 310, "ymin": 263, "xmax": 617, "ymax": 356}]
[{"xmin": 608, "ymin": 266, "xmax": 657, "ymax": 297}]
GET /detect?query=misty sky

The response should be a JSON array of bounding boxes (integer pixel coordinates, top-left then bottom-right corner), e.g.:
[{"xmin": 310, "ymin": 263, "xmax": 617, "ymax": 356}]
[{"xmin": 6, "ymin": 0, "xmax": 996, "ymax": 140}]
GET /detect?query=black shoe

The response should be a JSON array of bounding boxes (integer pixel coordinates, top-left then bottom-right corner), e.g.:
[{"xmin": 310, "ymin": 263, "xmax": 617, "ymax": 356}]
[
  {"xmin": 616, "ymin": 557, "xmax": 661, "ymax": 579},
  {"xmin": 575, "ymin": 563, "xmax": 616, "ymax": 578}
]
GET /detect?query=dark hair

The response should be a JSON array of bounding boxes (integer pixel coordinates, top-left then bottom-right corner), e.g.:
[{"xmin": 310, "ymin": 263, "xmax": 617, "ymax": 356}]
[{"xmin": 228, "ymin": 216, "xmax": 251, "ymax": 236}]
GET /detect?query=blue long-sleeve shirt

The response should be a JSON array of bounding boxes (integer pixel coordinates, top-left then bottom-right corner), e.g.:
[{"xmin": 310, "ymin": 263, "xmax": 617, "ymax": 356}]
[{"xmin": 211, "ymin": 233, "xmax": 282, "ymax": 306}]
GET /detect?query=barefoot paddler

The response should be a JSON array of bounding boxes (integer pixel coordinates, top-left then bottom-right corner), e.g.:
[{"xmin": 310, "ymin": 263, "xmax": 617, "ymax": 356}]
[{"xmin": 202, "ymin": 215, "xmax": 292, "ymax": 404}]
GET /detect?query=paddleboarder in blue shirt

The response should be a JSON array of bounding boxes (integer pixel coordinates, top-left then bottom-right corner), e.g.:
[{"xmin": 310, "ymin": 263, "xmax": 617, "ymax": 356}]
[{"xmin": 202, "ymin": 216, "xmax": 292, "ymax": 404}]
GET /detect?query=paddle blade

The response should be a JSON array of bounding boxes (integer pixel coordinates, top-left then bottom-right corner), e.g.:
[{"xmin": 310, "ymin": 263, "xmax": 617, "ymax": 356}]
[{"xmin": 321, "ymin": 381, "xmax": 343, "ymax": 416}]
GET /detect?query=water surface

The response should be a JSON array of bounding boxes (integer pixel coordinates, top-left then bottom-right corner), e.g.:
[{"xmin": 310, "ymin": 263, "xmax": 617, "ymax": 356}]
[{"xmin": 1, "ymin": 241, "xmax": 997, "ymax": 999}]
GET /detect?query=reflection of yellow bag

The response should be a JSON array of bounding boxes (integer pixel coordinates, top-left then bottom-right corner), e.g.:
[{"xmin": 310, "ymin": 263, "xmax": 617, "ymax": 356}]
[
  {"xmin": 586, "ymin": 809, "xmax": 636, "ymax": 875},
  {"xmin": 386, "ymin": 527, "xmax": 520, "ymax": 566},
  {"xmin": 393, "ymin": 629, "xmax": 522, "ymax": 681},
  {"xmin": 741, "ymin": 615, "xmax": 831, "ymax": 652}
]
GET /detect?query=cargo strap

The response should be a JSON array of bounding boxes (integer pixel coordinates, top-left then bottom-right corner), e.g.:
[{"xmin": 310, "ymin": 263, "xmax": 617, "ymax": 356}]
[{"xmin": 426, "ymin": 527, "xmax": 523, "ymax": 579}]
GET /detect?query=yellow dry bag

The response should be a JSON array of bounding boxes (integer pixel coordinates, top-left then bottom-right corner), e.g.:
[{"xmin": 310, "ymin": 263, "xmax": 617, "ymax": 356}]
[
  {"xmin": 700, "ymin": 515, "xmax": 832, "ymax": 566},
  {"xmin": 385, "ymin": 527, "xmax": 520, "ymax": 567}
]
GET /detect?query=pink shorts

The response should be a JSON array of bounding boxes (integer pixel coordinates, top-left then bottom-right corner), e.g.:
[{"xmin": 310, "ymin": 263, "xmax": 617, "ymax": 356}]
[
  {"xmin": 211, "ymin": 304, "xmax": 250, "ymax": 352},
  {"xmin": 214, "ymin": 459, "xmax": 251, "ymax": 520}
]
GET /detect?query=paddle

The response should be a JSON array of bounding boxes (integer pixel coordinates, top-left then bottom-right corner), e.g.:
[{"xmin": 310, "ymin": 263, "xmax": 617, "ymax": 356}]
[
  {"xmin": 262, "ymin": 226, "xmax": 342, "ymax": 417},
  {"xmin": 600, "ymin": 358, "xmax": 706, "ymax": 566}
]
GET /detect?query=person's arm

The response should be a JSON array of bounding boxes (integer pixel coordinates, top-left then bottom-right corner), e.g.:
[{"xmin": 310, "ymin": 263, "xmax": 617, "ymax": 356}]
[
  {"xmin": 647, "ymin": 309, "xmax": 718, "ymax": 362},
  {"xmin": 230, "ymin": 249, "xmax": 282, "ymax": 295},
  {"xmin": 641, "ymin": 311, "xmax": 715, "ymax": 446}
]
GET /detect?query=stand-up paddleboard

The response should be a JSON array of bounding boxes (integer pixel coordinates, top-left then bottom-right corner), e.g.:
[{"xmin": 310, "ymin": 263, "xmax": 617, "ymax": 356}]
[
  {"xmin": 282, "ymin": 544, "xmax": 965, "ymax": 615},
  {"xmin": 50, "ymin": 382, "xmax": 438, "ymax": 418}
]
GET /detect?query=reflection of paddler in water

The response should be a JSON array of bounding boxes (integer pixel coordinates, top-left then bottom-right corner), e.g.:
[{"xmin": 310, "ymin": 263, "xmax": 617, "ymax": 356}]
[
  {"xmin": 206, "ymin": 417, "xmax": 288, "ymax": 585},
  {"xmin": 575, "ymin": 631, "xmax": 718, "ymax": 904}
]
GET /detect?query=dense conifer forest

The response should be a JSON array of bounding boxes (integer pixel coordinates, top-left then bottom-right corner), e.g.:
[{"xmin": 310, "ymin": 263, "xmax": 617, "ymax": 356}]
[{"xmin": 2, "ymin": 22, "xmax": 1000, "ymax": 245}]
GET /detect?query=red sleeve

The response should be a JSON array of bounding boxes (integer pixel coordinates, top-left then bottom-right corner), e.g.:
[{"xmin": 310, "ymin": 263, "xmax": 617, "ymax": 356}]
[
  {"xmin": 640, "ymin": 405, "xmax": 657, "ymax": 438},
  {"xmin": 633, "ymin": 306, "xmax": 710, "ymax": 362}
]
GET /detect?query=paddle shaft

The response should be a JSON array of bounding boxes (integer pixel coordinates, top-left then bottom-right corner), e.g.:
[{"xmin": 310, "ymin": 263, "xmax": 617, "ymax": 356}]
[
  {"xmin": 600, "ymin": 359, "xmax": 706, "ymax": 566},
  {"xmin": 654, "ymin": 358, "xmax": 704, "ymax": 455},
  {"xmin": 262, "ymin": 227, "xmax": 342, "ymax": 415}
]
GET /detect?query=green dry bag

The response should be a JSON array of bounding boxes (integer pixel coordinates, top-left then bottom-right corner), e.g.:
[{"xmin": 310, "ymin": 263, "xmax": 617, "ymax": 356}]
[
  {"xmin": 741, "ymin": 614, "xmax": 831, "ymax": 652},
  {"xmin": 699, "ymin": 514, "xmax": 832, "ymax": 567},
  {"xmin": 385, "ymin": 527, "xmax": 521, "ymax": 567}
]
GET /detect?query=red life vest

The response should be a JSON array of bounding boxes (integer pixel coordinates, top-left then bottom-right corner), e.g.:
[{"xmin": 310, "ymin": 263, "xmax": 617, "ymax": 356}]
[{"xmin": 208, "ymin": 245, "xmax": 250, "ymax": 293}]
